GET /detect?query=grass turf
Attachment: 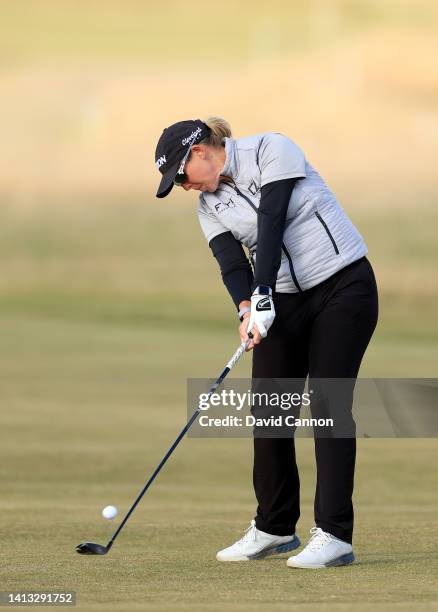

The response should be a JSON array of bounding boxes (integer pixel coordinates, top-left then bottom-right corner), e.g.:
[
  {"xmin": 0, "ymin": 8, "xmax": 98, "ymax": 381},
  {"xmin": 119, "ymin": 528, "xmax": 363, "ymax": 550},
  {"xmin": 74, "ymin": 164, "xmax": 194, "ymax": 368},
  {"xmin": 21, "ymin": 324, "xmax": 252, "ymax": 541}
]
[{"xmin": 0, "ymin": 203, "xmax": 437, "ymax": 610}]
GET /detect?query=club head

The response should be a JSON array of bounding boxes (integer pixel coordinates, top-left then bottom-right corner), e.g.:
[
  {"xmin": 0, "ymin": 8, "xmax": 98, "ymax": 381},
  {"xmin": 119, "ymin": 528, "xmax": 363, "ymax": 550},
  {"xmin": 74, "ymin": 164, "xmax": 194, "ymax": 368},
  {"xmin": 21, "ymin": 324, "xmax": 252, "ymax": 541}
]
[{"xmin": 76, "ymin": 541, "xmax": 110, "ymax": 555}]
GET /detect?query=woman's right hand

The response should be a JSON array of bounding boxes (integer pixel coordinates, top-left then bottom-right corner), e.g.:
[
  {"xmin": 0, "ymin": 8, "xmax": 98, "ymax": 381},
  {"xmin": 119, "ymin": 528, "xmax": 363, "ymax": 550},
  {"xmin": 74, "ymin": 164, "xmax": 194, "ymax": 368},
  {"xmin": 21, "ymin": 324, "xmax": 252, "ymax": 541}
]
[
  {"xmin": 239, "ymin": 312, "xmax": 253, "ymax": 351},
  {"xmin": 239, "ymin": 312, "xmax": 263, "ymax": 351}
]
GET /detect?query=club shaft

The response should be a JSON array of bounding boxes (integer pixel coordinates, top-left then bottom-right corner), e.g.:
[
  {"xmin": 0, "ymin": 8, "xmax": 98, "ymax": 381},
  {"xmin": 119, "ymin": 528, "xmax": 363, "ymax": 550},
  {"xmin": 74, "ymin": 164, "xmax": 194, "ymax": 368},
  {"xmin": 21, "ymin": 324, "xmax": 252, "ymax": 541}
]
[{"xmin": 107, "ymin": 339, "xmax": 249, "ymax": 547}]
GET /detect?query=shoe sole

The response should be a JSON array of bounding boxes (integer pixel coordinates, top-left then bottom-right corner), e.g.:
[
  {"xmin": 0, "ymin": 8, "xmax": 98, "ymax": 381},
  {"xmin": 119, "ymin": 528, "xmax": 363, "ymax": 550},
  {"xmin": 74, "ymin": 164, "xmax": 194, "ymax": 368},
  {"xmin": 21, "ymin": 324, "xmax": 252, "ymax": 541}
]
[
  {"xmin": 287, "ymin": 551, "xmax": 355, "ymax": 569},
  {"xmin": 217, "ymin": 535, "xmax": 301, "ymax": 562}
]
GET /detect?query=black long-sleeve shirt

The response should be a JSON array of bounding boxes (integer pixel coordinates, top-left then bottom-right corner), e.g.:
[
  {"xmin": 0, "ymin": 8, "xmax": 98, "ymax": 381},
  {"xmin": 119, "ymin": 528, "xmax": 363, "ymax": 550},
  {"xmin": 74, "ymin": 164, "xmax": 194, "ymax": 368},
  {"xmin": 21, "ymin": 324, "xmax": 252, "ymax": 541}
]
[{"xmin": 209, "ymin": 178, "xmax": 298, "ymax": 308}]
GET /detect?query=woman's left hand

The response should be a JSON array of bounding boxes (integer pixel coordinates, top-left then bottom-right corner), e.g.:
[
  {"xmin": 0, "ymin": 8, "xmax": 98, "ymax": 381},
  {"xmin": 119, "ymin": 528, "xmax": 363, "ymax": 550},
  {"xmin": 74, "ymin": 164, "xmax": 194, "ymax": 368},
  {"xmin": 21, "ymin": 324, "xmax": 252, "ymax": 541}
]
[{"xmin": 246, "ymin": 292, "xmax": 276, "ymax": 342}]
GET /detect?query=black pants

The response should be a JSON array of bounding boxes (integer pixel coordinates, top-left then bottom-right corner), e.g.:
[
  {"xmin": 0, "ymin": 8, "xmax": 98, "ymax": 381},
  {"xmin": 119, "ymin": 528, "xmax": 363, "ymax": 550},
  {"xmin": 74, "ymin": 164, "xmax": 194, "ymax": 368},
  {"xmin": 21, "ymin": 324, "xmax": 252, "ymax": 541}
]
[{"xmin": 252, "ymin": 256, "xmax": 379, "ymax": 544}]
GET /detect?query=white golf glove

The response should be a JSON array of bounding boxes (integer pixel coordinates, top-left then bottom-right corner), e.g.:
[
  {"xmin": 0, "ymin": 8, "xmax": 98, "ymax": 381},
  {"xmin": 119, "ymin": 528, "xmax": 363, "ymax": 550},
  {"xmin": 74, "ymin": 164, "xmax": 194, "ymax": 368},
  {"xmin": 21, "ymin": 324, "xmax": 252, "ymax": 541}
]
[{"xmin": 247, "ymin": 286, "xmax": 276, "ymax": 339}]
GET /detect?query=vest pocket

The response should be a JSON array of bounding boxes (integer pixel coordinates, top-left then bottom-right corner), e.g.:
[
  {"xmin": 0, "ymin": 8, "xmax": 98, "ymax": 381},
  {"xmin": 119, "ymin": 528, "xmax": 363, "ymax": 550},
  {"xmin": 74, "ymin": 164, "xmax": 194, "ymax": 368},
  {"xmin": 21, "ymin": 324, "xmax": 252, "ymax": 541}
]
[{"xmin": 314, "ymin": 211, "xmax": 340, "ymax": 255}]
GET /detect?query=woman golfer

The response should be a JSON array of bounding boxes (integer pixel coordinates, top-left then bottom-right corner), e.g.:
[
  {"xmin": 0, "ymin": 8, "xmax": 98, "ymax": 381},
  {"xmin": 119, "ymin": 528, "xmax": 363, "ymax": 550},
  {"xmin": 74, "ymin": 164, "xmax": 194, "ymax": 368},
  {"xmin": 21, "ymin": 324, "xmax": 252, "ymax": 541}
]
[{"xmin": 154, "ymin": 117, "xmax": 378, "ymax": 569}]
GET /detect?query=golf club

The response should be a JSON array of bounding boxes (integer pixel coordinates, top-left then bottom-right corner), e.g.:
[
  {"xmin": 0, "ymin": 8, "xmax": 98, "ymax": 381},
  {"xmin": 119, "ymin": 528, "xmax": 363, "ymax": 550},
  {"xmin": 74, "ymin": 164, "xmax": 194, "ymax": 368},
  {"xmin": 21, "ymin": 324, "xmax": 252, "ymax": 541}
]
[{"xmin": 76, "ymin": 335, "xmax": 252, "ymax": 555}]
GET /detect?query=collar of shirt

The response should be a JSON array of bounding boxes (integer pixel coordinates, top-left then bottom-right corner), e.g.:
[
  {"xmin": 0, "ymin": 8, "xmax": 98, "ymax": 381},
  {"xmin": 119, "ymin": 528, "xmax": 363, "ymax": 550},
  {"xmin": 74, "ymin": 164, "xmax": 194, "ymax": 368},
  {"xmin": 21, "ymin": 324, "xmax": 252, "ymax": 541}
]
[{"xmin": 221, "ymin": 137, "xmax": 239, "ymax": 180}]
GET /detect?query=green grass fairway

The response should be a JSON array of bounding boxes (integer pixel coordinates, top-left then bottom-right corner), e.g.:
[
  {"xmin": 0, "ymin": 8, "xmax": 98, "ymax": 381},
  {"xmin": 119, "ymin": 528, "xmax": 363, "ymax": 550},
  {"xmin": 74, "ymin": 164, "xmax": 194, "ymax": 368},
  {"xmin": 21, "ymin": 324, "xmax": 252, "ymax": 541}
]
[{"xmin": 0, "ymin": 204, "xmax": 437, "ymax": 610}]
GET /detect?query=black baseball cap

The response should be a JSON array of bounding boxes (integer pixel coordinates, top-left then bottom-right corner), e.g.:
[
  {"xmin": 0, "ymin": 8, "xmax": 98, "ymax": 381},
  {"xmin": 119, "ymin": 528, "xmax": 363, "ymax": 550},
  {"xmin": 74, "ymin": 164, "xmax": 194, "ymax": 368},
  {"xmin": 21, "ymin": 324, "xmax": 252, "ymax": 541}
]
[{"xmin": 155, "ymin": 119, "xmax": 211, "ymax": 198}]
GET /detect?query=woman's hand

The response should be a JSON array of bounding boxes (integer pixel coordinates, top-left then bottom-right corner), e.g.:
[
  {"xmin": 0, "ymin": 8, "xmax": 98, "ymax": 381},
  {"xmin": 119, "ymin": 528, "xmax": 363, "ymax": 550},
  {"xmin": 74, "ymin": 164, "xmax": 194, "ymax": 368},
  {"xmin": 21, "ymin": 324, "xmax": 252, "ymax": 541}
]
[
  {"xmin": 239, "ymin": 312, "xmax": 258, "ymax": 351},
  {"xmin": 239, "ymin": 311, "xmax": 262, "ymax": 351},
  {"xmin": 239, "ymin": 300, "xmax": 261, "ymax": 351}
]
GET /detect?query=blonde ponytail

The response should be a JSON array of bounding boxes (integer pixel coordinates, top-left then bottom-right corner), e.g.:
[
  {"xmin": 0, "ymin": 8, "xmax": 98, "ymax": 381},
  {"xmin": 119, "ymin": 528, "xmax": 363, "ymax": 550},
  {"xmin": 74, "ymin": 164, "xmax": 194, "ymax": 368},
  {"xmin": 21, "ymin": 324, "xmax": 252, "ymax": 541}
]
[{"xmin": 201, "ymin": 116, "xmax": 232, "ymax": 147}]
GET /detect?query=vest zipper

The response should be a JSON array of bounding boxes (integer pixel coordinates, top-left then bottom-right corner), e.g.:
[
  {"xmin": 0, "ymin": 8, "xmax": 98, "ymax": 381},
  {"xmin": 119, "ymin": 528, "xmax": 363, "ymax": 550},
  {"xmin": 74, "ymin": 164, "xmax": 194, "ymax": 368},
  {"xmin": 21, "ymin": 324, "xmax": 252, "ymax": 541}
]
[
  {"xmin": 228, "ymin": 181, "xmax": 303, "ymax": 293},
  {"xmin": 314, "ymin": 211, "xmax": 340, "ymax": 255},
  {"xmin": 281, "ymin": 244, "xmax": 302, "ymax": 292}
]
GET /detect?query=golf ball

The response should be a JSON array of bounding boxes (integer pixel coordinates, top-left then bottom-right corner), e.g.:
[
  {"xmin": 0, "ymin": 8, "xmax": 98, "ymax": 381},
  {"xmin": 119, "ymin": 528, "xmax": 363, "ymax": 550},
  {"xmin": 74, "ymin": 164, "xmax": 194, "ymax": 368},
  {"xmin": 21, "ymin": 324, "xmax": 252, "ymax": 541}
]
[{"xmin": 102, "ymin": 505, "xmax": 118, "ymax": 520}]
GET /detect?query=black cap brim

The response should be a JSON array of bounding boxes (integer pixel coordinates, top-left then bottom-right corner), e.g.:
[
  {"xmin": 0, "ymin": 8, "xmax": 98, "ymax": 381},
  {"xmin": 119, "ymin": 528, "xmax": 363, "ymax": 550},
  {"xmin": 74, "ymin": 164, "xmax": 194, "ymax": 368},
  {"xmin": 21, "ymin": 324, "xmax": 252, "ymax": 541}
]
[{"xmin": 156, "ymin": 161, "xmax": 180, "ymax": 199}]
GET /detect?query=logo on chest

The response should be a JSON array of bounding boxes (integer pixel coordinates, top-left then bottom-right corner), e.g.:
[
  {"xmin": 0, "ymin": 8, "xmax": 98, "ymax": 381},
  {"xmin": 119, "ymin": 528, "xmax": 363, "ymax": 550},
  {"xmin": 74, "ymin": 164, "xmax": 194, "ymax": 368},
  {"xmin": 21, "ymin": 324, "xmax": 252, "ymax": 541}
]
[
  {"xmin": 215, "ymin": 198, "xmax": 236, "ymax": 214},
  {"xmin": 248, "ymin": 180, "xmax": 260, "ymax": 196}
]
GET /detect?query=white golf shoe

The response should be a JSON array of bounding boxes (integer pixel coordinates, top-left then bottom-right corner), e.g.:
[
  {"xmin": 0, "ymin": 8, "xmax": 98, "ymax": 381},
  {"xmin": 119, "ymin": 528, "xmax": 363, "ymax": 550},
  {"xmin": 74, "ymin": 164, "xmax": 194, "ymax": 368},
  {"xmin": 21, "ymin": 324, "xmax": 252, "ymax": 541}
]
[
  {"xmin": 216, "ymin": 519, "xmax": 300, "ymax": 562},
  {"xmin": 287, "ymin": 527, "xmax": 355, "ymax": 569}
]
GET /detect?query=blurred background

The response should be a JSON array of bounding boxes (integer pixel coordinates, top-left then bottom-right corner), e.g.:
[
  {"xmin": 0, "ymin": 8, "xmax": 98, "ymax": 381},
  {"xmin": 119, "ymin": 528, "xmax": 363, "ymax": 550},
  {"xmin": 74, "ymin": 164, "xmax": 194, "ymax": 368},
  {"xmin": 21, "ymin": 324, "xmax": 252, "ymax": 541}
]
[
  {"xmin": 1, "ymin": 0, "xmax": 437, "ymax": 362},
  {"xmin": 1, "ymin": 1, "xmax": 437, "ymax": 608}
]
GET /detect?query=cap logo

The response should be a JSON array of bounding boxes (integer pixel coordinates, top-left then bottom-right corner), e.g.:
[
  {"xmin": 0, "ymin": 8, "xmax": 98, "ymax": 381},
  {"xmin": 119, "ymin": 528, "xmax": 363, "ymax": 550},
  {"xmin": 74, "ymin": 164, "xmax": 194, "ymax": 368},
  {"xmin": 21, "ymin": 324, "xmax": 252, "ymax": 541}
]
[
  {"xmin": 156, "ymin": 154, "xmax": 166, "ymax": 169},
  {"xmin": 182, "ymin": 127, "xmax": 202, "ymax": 146}
]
